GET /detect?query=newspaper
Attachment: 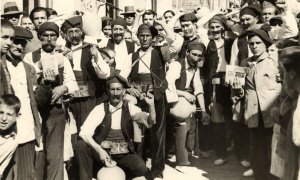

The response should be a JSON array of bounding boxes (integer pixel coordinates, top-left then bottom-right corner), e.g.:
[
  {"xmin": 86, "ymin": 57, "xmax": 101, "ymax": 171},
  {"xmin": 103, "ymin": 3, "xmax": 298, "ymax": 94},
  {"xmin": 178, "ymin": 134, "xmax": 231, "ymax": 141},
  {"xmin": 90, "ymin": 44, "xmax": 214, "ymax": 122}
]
[{"xmin": 225, "ymin": 65, "xmax": 246, "ymax": 86}]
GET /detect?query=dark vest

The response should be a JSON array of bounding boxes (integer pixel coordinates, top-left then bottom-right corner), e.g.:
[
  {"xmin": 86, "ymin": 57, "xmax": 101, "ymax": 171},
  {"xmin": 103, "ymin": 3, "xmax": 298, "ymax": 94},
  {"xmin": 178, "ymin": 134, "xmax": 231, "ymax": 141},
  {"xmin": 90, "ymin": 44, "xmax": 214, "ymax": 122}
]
[
  {"xmin": 107, "ymin": 39, "xmax": 135, "ymax": 55},
  {"xmin": 178, "ymin": 36, "xmax": 199, "ymax": 59},
  {"xmin": 129, "ymin": 48, "xmax": 167, "ymax": 100},
  {"xmin": 93, "ymin": 101, "xmax": 135, "ymax": 153},
  {"xmin": 175, "ymin": 58, "xmax": 187, "ymax": 91},
  {"xmin": 203, "ymin": 39, "xmax": 234, "ymax": 80},
  {"xmin": 237, "ymin": 36, "xmax": 249, "ymax": 66}
]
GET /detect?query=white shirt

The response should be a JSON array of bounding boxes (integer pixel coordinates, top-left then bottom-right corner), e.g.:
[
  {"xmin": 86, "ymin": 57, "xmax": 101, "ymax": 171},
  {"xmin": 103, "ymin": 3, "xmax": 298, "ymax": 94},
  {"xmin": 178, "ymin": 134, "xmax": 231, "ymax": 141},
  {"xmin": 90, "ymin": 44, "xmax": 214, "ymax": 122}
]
[
  {"xmin": 184, "ymin": 58, "xmax": 204, "ymax": 96},
  {"xmin": 230, "ymin": 37, "xmax": 253, "ymax": 66},
  {"xmin": 24, "ymin": 50, "xmax": 79, "ymax": 94},
  {"xmin": 79, "ymin": 101, "xmax": 146, "ymax": 137},
  {"xmin": 114, "ymin": 40, "xmax": 131, "ymax": 71},
  {"xmin": 71, "ymin": 42, "xmax": 110, "ymax": 79},
  {"xmin": 215, "ymin": 40, "xmax": 227, "ymax": 72},
  {"xmin": 6, "ymin": 61, "xmax": 35, "ymax": 144},
  {"xmin": 0, "ymin": 133, "xmax": 18, "ymax": 176}
]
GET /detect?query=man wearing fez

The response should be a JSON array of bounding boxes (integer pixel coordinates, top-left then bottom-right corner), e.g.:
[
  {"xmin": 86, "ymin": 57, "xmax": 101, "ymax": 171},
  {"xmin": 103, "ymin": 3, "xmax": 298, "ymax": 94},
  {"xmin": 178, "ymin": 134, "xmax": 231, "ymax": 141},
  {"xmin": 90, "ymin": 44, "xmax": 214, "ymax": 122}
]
[
  {"xmin": 28, "ymin": 22, "xmax": 78, "ymax": 180},
  {"xmin": 76, "ymin": 74, "xmax": 155, "ymax": 180},
  {"xmin": 61, "ymin": 16, "xmax": 111, "ymax": 129},
  {"xmin": 5, "ymin": 26, "xmax": 41, "ymax": 180},
  {"xmin": 125, "ymin": 24, "xmax": 169, "ymax": 179},
  {"xmin": 100, "ymin": 17, "xmax": 135, "ymax": 75}
]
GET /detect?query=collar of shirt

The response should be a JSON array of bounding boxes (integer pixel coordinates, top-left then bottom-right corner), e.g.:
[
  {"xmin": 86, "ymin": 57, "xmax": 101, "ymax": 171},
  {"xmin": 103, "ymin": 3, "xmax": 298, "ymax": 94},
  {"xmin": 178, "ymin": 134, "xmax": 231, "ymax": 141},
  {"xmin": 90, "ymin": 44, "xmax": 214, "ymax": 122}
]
[
  {"xmin": 114, "ymin": 39, "xmax": 126, "ymax": 47},
  {"xmin": 6, "ymin": 54, "xmax": 21, "ymax": 67},
  {"xmin": 1, "ymin": 132, "xmax": 16, "ymax": 139},
  {"xmin": 109, "ymin": 101, "xmax": 124, "ymax": 113},
  {"xmin": 71, "ymin": 42, "xmax": 83, "ymax": 50},
  {"xmin": 248, "ymin": 52, "xmax": 269, "ymax": 66},
  {"xmin": 185, "ymin": 58, "xmax": 197, "ymax": 72}
]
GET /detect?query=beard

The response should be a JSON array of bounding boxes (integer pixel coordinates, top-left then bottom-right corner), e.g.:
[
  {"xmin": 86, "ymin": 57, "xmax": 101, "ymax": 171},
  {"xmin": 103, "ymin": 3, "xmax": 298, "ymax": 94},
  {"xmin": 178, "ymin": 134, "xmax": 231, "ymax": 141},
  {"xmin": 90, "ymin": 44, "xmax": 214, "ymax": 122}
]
[{"xmin": 42, "ymin": 41, "xmax": 56, "ymax": 53}]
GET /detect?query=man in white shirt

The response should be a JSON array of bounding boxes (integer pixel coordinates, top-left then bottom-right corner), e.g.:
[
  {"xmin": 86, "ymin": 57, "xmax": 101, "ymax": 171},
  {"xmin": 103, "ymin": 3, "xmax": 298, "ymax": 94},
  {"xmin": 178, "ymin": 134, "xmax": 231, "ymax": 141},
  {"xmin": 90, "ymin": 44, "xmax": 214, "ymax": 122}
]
[
  {"xmin": 0, "ymin": 94, "xmax": 20, "ymax": 179},
  {"xmin": 32, "ymin": 21, "xmax": 78, "ymax": 180},
  {"xmin": 5, "ymin": 26, "xmax": 41, "ymax": 180},
  {"xmin": 76, "ymin": 74, "xmax": 155, "ymax": 180}
]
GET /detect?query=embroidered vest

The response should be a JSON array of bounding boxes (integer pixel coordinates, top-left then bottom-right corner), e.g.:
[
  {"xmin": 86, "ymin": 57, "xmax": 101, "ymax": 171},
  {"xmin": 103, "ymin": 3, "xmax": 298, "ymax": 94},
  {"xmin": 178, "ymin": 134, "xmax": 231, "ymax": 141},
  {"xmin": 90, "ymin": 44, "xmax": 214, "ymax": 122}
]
[
  {"xmin": 129, "ymin": 48, "xmax": 167, "ymax": 100},
  {"xmin": 93, "ymin": 101, "xmax": 135, "ymax": 153}
]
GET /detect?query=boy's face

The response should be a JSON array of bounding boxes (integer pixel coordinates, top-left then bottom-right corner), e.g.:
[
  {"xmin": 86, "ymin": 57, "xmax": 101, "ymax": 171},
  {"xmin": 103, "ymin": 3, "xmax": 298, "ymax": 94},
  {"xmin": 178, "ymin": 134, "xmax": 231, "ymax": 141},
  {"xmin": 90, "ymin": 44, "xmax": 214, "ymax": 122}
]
[
  {"xmin": 0, "ymin": 104, "xmax": 18, "ymax": 131},
  {"xmin": 1, "ymin": 27, "xmax": 15, "ymax": 54}
]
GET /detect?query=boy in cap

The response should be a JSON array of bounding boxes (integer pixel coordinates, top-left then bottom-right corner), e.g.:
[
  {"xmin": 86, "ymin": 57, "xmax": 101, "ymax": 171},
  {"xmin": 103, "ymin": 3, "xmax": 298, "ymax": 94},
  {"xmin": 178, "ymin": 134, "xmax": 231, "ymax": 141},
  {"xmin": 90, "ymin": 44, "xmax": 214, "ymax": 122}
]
[
  {"xmin": 1, "ymin": 1, "xmax": 24, "ymax": 26},
  {"xmin": 5, "ymin": 26, "xmax": 41, "ymax": 180},
  {"xmin": 178, "ymin": 13, "xmax": 209, "ymax": 58},
  {"xmin": 76, "ymin": 74, "xmax": 155, "ymax": 180},
  {"xmin": 27, "ymin": 21, "xmax": 78, "ymax": 180},
  {"xmin": 230, "ymin": 29, "xmax": 282, "ymax": 180},
  {"xmin": 0, "ymin": 94, "xmax": 21, "ymax": 179}
]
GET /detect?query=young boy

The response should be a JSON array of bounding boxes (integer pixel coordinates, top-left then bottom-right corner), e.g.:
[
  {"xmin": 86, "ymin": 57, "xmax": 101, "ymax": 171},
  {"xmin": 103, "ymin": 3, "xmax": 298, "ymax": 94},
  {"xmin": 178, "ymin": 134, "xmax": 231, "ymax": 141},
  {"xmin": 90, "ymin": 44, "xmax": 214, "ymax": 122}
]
[{"xmin": 0, "ymin": 94, "xmax": 21, "ymax": 179}]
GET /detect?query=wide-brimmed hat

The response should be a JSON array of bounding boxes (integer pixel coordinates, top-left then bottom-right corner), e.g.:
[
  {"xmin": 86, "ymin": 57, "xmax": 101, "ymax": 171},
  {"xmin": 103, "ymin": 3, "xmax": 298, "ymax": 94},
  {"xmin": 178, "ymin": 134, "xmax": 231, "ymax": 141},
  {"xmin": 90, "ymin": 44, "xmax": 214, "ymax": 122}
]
[
  {"xmin": 120, "ymin": 6, "xmax": 136, "ymax": 15},
  {"xmin": 1, "ymin": 1, "xmax": 23, "ymax": 17}
]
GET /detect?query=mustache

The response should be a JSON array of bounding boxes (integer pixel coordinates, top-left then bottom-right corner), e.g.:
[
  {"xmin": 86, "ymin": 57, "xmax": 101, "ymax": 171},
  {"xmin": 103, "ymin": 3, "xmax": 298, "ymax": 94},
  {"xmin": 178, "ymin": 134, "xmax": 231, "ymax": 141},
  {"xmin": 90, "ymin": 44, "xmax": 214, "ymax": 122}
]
[{"xmin": 211, "ymin": 30, "xmax": 223, "ymax": 34}]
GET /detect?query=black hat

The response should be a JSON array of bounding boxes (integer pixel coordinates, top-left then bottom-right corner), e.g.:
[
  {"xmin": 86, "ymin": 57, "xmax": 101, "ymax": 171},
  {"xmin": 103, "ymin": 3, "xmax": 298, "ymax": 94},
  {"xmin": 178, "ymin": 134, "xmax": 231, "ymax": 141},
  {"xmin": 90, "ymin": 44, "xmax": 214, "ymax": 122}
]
[
  {"xmin": 111, "ymin": 17, "xmax": 127, "ymax": 28},
  {"xmin": 14, "ymin": 26, "xmax": 33, "ymax": 40},
  {"xmin": 179, "ymin": 13, "xmax": 197, "ymax": 22},
  {"xmin": 209, "ymin": 14, "xmax": 227, "ymax": 30},
  {"xmin": 106, "ymin": 74, "xmax": 130, "ymax": 88},
  {"xmin": 186, "ymin": 41, "xmax": 206, "ymax": 52},
  {"xmin": 137, "ymin": 23, "xmax": 158, "ymax": 37},
  {"xmin": 246, "ymin": 29, "xmax": 272, "ymax": 48},
  {"xmin": 38, "ymin": 22, "xmax": 59, "ymax": 36},
  {"xmin": 61, "ymin": 16, "xmax": 83, "ymax": 33},
  {"xmin": 240, "ymin": 4, "xmax": 262, "ymax": 18},
  {"xmin": 278, "ymin": 46, "xmax": 300, "ymax": 67}
]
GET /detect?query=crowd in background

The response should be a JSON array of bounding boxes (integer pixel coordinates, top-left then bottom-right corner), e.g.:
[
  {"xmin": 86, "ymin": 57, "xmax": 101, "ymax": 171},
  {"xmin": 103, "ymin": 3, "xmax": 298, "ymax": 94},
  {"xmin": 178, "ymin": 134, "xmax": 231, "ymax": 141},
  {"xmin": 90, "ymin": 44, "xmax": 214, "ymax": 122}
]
[{"xmin": 1, "ymin": 0, "xmax": 300, "ymax": 180}]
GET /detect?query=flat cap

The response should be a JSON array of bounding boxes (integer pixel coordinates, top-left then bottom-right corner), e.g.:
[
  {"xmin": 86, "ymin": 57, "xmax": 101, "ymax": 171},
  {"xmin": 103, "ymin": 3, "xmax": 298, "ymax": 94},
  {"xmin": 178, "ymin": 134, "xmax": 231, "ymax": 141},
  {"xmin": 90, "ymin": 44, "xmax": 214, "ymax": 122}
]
[
  {"xmin": 137, "ymin": 23, "xmax": 158, "ymax": 37},
  {"xmin": 61, "ymin": 16, "xmax": 83, "ymax": 33},
  {"xmin": 14, "ymin": 26, "xmax": 33, "ymax": 40},
  {"xmin": 240, "ymin": 4, "xmax": 262, "ymax": 18},
  {"xmin": 179, "ymin": 13, "xmax": 197, "ymax": 22},
  {"xmin": 111, "ymin": 17, "xmax": 127, "ymax": 28},
  {"xmin": 38, "ymin": 22, "xmax": 59, "ymax": 36},
  {"xmin": 186, "ymin": 41, "xmax": 206, "ymax": 52},
  {"xmin": 107, "ymin": 74, "xmax": 130, "ymax": 88}
]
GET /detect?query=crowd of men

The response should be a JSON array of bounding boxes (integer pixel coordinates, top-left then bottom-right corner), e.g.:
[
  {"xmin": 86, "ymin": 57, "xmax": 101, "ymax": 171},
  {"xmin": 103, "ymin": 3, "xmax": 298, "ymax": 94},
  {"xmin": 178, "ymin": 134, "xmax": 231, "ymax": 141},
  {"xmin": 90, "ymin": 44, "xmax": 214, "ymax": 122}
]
[{"xmin": 1, "ymin": 0, "xmax": 300, "ymax": 179}]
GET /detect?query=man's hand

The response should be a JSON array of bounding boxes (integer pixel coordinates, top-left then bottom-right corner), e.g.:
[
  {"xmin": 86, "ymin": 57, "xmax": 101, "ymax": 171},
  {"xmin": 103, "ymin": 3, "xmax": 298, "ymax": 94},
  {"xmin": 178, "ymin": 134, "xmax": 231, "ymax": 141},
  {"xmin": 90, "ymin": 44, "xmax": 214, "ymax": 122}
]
[
  {"xmin": 97, "ymin": 147, "xmax": 111, "ymax": 164},
  {"xmin": 51, "ymin": 85, "xmax": 68, "ymax": 103},
  {"xmin": 142, "ymin": 92, "xmax": 155, "ymax": 105},
  {"xmin": 229, "ymin": 77, "xmax": 243, "ymax": 96},
  {"xmin": 126, "ymin": 88, "xmax": 141, "ymax": 98},
  {"xmin": 136, "ymin": 8, "xmax": 145, "ymax": 16},
  {"xmin": 183, "ymin": 91, "xmax": 196, "ymax": 103},
  {"xmin": 201, "ymin": 111, "xmax": 210, "ymax": 125},
  {"xmin": 43, "ymin": 69, "xmax": 56, "ymax": 82}
]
